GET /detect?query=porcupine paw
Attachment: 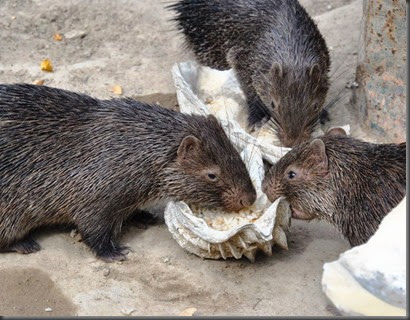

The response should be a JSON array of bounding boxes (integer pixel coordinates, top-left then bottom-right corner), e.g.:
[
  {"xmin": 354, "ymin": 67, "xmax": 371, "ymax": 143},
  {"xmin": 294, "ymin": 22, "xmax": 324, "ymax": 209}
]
[
  {"xmin": 96, "ymin": 242, "xmax": 132, "ymax": 263},
  {"xmin": 246, "ymin": 95, "xmax": 271, "ymax": 130},
  {"xmin": 247, "ymin": 110, "xmax": 270, "ymax": 130},
  {"xmin": 319, "ymin": 109, "xmax": 331, "ymax": 125},
  {"xmin": 248, "ymin": 115, "xmax": 271, "ymax": 134},
  {"xmin": 128, "ymin": 209, "xmax": 158, "ymax": 229},
  {"xmin": 5, "ymin": 236, "xmax": 41, "ymax": 254}
]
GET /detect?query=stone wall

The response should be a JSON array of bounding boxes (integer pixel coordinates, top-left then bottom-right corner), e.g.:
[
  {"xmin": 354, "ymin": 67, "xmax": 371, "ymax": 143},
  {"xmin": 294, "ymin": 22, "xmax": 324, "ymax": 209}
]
[{"xmin": 354, "ymin": 0, "xmax": 406, "ymax": 143}]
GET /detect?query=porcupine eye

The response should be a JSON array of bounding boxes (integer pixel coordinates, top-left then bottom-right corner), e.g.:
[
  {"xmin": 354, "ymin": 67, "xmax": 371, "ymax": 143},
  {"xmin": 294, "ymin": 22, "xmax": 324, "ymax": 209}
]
[
  {"xmin": 207, "ymin": 173, "xmax": 217, "ymax": 181},
  {"xmin": 271, "ymin": 97, "xmax": 280, "ymax": 109},
  {"xmin": 287, "ymin": 171, "xmax": 296, "ymax": 179},
  {"xmin": 202, "ymin": 167, "xmax": 221, "ymax": 183}
]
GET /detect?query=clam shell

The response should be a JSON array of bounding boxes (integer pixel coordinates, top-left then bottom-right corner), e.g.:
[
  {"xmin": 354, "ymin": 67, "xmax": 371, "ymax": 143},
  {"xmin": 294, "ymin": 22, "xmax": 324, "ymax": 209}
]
[
  {"xmin": 164, "ymin": 196, "xmax": 291, "ymax": 261},
  {"xmin": 165, "ymin": 61, "xmax": 292, "ymax": 261}
]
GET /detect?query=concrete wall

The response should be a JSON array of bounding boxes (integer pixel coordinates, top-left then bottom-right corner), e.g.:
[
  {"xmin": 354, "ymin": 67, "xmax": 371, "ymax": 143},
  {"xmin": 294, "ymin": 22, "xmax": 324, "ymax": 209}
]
[{"xmin": 354, "ymin": 0, "xmax": 406, "ymax": 143}]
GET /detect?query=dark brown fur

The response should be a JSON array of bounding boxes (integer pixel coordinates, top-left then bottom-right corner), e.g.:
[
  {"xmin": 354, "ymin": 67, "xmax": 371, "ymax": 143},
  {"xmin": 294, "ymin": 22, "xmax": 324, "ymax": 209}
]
[
  {"xmin": 169, "ymin": 0, "xmax": 330, "ymax": 147},
  {"xmin": 0, "ymin": 84, "xmax": 256, "ymax": 261},
  {"xmin": 262, "ymin": 128, "xmax": 406, "ymax": 246}
]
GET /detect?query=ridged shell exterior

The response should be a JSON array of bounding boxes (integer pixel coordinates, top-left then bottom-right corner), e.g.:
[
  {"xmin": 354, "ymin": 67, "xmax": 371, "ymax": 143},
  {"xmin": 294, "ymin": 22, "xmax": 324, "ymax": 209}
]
[{"xmin": 165, "ymin": 197, "xmax": 291, "ymax": 261}]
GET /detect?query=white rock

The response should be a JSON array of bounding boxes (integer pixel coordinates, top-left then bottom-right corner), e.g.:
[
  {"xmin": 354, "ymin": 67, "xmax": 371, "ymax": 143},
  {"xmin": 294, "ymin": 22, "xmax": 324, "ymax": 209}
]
[
  {"xmin": 70, "ymin": 228, "xmax": 77, "ymax": 238},
  {"xmin": 64, "ymin": 30, "xmax": 86, "ymax": 39},
  {"xmin": 322, "ymin": 197, "xmax": 406, "ymax": 316},
  {"xmin": 120, "ymin": 308, "xmax": 136, "ymax": 316}
]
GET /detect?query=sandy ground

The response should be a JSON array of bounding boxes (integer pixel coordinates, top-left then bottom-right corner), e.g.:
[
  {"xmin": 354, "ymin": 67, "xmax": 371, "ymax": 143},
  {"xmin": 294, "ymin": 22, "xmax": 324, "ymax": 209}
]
[{"xmin": 0, "ymin": 0, "xmax": 367, "ymax": 316}]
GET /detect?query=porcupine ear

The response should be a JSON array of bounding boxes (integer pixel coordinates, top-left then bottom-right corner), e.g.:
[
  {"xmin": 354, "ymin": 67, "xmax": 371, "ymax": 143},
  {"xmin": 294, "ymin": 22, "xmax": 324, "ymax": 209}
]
[
  {"xmin": 270, "ymin": 61, "xmax": 283, "ymax": 78},
  {"xmin": 326, "ymin": 127, "xmax": 347, "ymax": 137},
  {"xmin": 177, "ymin": 135, "xmax": 201, "ymax": 163},
  {"xmin": 206, "ymin": 114, "xmax": 224, "ymax": 133},
  {"xmin": 207, "ymin": 114, "xmax": 219, "ymax": 123},
  {"xmin": 309, "ymin": 63, "xmax": 322, "ymax": 81},
  {"xmin": 262, "ymin": 157, "xmax": 274, "ymax": 176},
  {"xmin": 306, "ymin": 139, "xmax": 328, "ymax": 173}
]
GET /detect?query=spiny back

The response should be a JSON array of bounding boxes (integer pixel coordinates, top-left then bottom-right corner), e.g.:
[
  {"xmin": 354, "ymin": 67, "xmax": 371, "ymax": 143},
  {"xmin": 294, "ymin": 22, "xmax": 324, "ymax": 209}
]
[
  {"xmin": 323, "ymin": 136, "xmax": 406, "ymax": 245},
  {"xmin": 0, "ymin": 84, "xmax": 220, "ymax": 142},
  {"xmin": 324, "ymin": 136, "xmax": 406, "ymax": 179},
  {"xmin": 0, "ymin": 83, "xmax": 248, "ymax": 186},
  {"xmin": 169, "ymin": 0, "xmax": 329, "ymax": 68}
]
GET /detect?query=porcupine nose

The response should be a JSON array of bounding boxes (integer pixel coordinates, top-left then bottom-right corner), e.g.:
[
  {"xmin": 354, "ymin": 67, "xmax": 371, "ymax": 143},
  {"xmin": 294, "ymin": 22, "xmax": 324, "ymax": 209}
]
[
  {"xmin": 261, "ymin": 180, "xmax": 276, "ymax": 203},
  {"xmin": 239, "ymin": 191, "xmax": 256, "ymax": 209},
  {"xmin": 261, "ymin": 179, "xmax": 268, "ymax": 194}
]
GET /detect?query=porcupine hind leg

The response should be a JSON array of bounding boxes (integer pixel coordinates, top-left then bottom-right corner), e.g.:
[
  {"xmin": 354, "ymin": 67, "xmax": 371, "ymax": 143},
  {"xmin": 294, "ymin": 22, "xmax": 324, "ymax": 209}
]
[{"xmin": 0, "ymin": 234, "xmax": 41, "ymax": 254}]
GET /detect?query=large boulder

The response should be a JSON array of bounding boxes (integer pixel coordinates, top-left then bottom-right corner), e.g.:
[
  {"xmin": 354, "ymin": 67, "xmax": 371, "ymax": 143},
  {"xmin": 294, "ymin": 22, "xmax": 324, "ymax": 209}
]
[{"xmin": 321, "ymin": 197, "xmax": 406, "ymax": 316}]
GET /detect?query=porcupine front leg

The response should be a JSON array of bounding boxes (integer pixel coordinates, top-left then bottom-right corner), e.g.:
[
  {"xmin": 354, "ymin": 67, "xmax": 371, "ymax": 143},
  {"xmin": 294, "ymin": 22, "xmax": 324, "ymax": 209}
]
[
  {"xmin": 246, "ymin": 92, "xmax": 271, "ymax": 129},
  {"xmin": 127, "ymin": 209, "xmax": 158, "ymax": 230},
  {"xmin": 227, "ymin": 46, "xmax": 271, "ymax": 129},
  {"xmin": 77, "ymin": 213, "xmax": 130, "ymax": 262},
  {"xmin": 319, "ymin": 109, "xmax": 331, "ymax": 124}
]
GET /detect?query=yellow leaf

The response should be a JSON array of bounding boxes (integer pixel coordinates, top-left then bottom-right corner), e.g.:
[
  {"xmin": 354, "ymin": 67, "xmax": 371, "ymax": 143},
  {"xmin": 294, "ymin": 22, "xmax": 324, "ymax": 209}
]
[
  {"xmin": 111, "ymin": 85, "xmax": 123, "ymax": 95},
  {"xmin": 40, "ymin": 59, "xmax": 53, "ymax": 72},
  {"xmin": 178, "ymin": 307, "xmax": 197, "ymax": 316},
  {"xmin": 53, "ymin": 33, "xmax": 63, "ymax": 41},
  {"xmin": 32, "ymin": 79, "xmax": 45, "ymax": 85}
]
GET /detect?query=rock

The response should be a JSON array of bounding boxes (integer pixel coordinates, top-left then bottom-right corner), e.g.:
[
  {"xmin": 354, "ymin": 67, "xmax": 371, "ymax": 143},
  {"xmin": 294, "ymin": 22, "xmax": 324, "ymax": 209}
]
[
  {"xmin": 321, "ymin": 197, "xmax": 406, "ymax": 316},
  {"xmin": 120, "ymin": 308, "xmax": 136, "ymax": 316},
  {"xmin": 345, "ymin": 80, "xmax": 359, "ymax": 89},
  {"xmin": 178, "ymin": 307, "xmax": 197, "ymax": 316},
  {"xmin": 110, "ymin": 85, "xmax": 123, "ymax": 95},
  {"xmin": 32, "ymin": 79, "xmax": 44, "ymax": 85},
  {"xmin": 64, "ymin": 30, "xmax": 87, "ymax": 39}
]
